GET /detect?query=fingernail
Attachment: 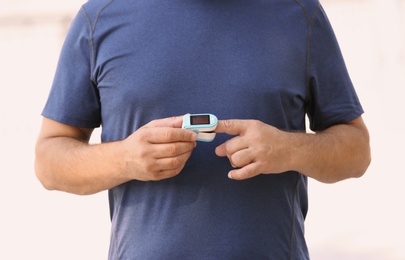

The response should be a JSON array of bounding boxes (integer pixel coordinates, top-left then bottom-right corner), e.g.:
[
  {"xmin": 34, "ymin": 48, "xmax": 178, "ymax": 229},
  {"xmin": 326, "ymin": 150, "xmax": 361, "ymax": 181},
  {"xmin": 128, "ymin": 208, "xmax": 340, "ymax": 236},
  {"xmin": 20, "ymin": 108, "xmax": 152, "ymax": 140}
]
[{"xmin": 191, "ymin": 132, "xmax": 198, "ymax": 141}]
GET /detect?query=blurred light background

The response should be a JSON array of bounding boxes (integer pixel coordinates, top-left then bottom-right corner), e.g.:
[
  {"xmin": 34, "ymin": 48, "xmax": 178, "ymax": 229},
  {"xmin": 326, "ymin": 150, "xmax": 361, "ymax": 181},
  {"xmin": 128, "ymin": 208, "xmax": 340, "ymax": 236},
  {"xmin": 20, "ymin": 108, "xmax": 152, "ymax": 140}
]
[{"xmin": 1, "ymin": 0, "xmax": 404, "ymax": 259}]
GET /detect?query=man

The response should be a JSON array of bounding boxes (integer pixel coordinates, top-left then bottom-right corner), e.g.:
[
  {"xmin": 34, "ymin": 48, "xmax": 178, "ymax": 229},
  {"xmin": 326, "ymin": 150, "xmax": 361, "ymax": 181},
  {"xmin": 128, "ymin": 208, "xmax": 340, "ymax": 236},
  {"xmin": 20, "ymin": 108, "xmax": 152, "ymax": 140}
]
[{"xmin": 35, "ymin": 0, "xmax": 371, "ymax": 259}]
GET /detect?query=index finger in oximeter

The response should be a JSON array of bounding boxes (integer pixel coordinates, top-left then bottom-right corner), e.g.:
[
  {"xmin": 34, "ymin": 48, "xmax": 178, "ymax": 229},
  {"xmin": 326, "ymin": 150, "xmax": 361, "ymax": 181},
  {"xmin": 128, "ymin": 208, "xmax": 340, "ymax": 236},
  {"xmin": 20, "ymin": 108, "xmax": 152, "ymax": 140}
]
[{"xmin": 182, "ymin": 114, "xmax": 218, "ymax": 142}]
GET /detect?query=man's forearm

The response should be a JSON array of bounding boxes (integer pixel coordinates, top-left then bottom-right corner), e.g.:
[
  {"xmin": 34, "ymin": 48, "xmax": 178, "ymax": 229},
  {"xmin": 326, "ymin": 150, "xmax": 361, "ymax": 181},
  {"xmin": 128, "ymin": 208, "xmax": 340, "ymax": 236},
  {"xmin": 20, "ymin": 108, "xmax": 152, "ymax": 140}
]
[
  {"xmin": 35, "ymin": 116, "xmax": 198, "ymax": 195},
  {"xmin": 35, "ymin": 137, "xmax": 129, "ymax": 195},
  {"xmin": 289, "ymin": 119, "xmax": 371, "ymax": 183}
]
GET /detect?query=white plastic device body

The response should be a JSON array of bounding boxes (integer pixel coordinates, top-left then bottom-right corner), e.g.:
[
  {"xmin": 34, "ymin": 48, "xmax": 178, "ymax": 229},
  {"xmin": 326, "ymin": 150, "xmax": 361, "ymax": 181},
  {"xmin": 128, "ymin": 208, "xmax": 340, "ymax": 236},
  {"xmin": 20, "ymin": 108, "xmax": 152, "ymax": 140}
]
[{"xmin": 182, "ymin": 114, "xmax": 218, "ymax": 142}]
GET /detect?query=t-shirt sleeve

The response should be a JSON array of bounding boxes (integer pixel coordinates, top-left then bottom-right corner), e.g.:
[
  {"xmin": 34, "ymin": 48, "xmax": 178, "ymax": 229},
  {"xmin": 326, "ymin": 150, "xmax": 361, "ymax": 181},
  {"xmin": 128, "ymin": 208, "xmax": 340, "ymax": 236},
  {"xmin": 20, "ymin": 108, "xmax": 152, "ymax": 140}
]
[
  {"xmin": 42, "ymin": 7, "xmax": 101, "ymax": 128},
  {"xmin": 306, "ymin": 4, "xmax": 364, "ymax": 132}
]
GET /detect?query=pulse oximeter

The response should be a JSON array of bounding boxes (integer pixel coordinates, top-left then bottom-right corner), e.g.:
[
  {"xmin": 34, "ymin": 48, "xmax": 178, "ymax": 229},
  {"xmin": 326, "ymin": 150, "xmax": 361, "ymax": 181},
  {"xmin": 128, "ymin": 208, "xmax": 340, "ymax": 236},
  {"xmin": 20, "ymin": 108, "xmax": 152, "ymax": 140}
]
[{"xmin": 182, "ymin": 114, "xmax": 218, "ymax": 142}]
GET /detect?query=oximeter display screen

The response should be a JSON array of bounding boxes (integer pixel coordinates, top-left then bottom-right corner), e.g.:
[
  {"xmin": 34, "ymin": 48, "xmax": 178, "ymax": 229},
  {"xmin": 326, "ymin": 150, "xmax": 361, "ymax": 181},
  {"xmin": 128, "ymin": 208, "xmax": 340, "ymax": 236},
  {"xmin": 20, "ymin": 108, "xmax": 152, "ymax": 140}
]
[{"xmin": 190, "ymin": 115, "xmax": 210, "ymax": 125}]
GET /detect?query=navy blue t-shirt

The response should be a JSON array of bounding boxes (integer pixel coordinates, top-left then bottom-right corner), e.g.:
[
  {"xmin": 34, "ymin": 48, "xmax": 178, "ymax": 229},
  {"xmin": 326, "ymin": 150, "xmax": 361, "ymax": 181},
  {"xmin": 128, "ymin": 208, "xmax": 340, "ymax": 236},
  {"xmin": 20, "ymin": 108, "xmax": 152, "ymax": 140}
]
[{"xmin": 43, "ymin": 0, "xmax": 363, "ymax": 259}]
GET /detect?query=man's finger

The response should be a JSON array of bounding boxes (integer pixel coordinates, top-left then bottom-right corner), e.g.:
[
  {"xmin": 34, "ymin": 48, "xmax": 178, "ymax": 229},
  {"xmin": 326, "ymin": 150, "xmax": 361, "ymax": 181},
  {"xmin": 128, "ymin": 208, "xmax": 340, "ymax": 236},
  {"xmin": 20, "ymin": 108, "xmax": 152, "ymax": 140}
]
[
  {"xmin": 215, "ymin": 143, "xmax": 227, "ymax": 157},
  {"xmin": 215, "ymin": 135, "xmax": 246, "ymax": 157},
  {"xmin": 228, "ymin": 163, "xmax": 260, "ymax": 180},
  {"xmin": 142, "ymin": 127, "xmax": 198, "ymax": 143},
  {"xmin": 214, "ymin": 119, "xmax": 250, "ymax": 135},
  {"xmin": 143, "ymin": 115, "xmax": 184, "ymax": 128},
  {"xmin": 155, "ymin": 151, "xmax": 193, "ymax": 171},
  {"xmin": 154, "ymin": 142, "xmax": 197, "ymax": 159}
]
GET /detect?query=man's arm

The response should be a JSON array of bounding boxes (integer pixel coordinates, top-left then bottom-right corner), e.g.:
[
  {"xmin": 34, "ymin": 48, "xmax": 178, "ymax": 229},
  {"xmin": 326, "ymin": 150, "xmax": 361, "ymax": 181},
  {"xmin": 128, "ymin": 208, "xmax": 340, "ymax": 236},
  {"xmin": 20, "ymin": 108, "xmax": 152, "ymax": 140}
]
[
  {"xmin": 35, "ymin": 117, "xmax": 197, "ymax": 195},
  {"xmin": 215, "ymin": 116, "xmax": 371, "ymax": 183}
]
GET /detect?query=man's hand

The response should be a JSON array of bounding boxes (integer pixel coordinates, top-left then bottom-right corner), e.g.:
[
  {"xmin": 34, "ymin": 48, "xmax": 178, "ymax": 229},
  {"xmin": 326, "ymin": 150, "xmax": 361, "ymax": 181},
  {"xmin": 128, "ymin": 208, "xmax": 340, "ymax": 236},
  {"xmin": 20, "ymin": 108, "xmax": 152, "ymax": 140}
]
[
  {"xmin": 215, "ymin": 120, "xmax": 291, "ymax": 180},
  {"xmin": 215, "ymin": 117, "xmax": 371, "ymax": 183},
  {"xmin": 121, "ymin": 116, "xmax": 198, "ymax": 181}
]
